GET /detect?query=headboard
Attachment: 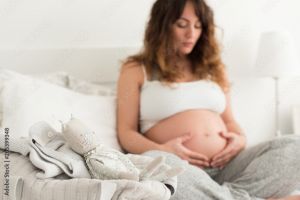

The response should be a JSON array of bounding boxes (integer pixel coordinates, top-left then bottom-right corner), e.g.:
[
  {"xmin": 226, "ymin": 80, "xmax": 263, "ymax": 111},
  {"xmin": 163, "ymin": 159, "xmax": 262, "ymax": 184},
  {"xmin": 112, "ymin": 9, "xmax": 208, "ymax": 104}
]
[{"xmin": 0, "ymin": 47, "xmax": 140, "ymax": 85}]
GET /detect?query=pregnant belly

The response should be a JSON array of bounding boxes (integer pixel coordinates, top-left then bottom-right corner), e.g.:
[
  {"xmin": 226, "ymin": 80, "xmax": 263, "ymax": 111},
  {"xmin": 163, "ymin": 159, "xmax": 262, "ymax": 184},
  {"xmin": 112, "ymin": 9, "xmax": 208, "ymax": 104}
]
[{"xmin": 144, "ymin": 109, "xmax": 228, "ymax": 160}]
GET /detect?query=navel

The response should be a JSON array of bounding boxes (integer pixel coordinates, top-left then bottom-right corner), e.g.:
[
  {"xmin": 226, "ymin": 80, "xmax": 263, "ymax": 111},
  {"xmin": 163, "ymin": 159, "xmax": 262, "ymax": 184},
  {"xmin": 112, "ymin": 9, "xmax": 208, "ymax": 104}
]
[{"xmin": 203, "ymin": 132, "xmax": 211, "ymax": 137}]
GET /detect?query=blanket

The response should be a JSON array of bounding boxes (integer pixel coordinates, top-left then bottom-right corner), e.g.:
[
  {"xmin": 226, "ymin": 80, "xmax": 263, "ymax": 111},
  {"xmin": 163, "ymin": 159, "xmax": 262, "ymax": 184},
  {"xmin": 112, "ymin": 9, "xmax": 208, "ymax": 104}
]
[{"xmin": 0, "ymin": 150, "xmax": 171, "ymax": 200}]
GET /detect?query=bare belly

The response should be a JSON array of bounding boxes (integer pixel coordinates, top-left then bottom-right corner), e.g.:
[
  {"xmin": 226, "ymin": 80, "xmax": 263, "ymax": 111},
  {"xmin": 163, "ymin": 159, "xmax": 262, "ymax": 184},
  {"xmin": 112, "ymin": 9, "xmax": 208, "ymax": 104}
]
[{"xmin": 144, "ymin": 110, "xmax": 228, "ymax": 160}]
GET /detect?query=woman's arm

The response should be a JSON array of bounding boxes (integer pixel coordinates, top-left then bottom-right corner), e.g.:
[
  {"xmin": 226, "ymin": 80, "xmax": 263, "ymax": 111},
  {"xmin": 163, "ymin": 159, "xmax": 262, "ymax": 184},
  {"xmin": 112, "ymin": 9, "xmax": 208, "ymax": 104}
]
[
  {"xmin": 221, "ymin": 91, "xmax": 246, "ymax": 139},
  {"xmin": 117, "ymin": 62, "xmax": 166, "ymax": 154}
]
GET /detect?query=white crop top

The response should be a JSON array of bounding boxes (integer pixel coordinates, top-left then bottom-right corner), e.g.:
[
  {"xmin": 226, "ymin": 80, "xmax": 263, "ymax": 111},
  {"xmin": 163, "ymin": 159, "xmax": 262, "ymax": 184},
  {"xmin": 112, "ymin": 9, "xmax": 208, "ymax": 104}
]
[{"xmin": 139, "ymin": 66, "xmax": 226, "ymax": 134}]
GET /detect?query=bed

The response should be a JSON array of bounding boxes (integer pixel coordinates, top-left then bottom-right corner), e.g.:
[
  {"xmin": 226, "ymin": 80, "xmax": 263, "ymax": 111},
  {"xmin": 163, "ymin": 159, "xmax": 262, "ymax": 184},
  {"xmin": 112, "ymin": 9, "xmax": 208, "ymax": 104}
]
[
  {"xmin": 0, "ymin": 47, "xmax": 178, "ymax": 200},
  {"xmin": 1, "ymin": 47, "xmax": 299, "ymax": 200}
]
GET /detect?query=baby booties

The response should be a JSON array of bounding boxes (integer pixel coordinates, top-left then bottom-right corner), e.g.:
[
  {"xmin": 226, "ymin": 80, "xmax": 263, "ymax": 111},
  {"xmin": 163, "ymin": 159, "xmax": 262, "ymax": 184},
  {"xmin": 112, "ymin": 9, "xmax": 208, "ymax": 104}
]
[
  {"xmin": 62, "ymin": 117, "xmax": 140, "ymax": 180},
  {"xmin": 62, "ymin": 117, "xmax": 184, "ymax": 181}
]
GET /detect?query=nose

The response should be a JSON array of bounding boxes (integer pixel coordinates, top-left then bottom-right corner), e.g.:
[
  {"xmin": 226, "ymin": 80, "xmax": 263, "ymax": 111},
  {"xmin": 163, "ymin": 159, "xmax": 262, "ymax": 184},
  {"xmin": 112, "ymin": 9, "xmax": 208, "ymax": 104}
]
[{"xmin": 186, "ymin": 25, "xmax": 196, "ymax": 38}]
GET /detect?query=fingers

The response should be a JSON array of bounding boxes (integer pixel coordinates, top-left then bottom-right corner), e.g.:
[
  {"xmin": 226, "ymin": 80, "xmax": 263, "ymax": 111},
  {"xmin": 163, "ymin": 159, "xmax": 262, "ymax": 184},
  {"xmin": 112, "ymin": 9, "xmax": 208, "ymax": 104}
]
[
  {"xmin": 175, "ymin": 131, "xmax": 242, "ymax": 169},
  {"xmin": 219, "ymin": 131, "xmax": 234, "ymax": 139},
  {"xmin": 212, "ymin": 133, "xmax": 238, "ymax": 161},
  {"xmin": 211, "ymin": 151, "xmax": 233, "ymax": 167},
  {"xmin": 187, "ymin": 157, "xmax": 210, "ymax": 168},
  {"xmin": 212, "ymin": 143, "xmax": 234, "ymax": 161},
  {"xmin": 180, "ymin": 132, "xmax": 192, "ymax": 143},
  {"xmin": 211, "ymin": 133, "xmax": 245, "ymax": 168},
  {"xmin": 181, "ymin": 148, "xmax": 210, "ymax": 168},
  {"xmin": 177, "ymin": 133, "xmax": 211, "ymax": 168},
  {"xmin": 211, "ymin": 141, "xmax": 240, "ymax": 167},
  {"xmin": 186, "ymin": 148, "xmax": 209, "ymax": 160}
]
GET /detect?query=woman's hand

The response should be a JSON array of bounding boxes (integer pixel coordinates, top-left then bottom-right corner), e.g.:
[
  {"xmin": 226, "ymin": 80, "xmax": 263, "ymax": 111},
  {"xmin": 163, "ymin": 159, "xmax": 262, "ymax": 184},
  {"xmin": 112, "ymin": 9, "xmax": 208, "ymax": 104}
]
[
  {"xmin": 163, "ymin": 133, "xmax": 210, "ymax": 168},
  {"xmin": 210, "ymin": 131, "xmax": 246, "ymax": 169}
]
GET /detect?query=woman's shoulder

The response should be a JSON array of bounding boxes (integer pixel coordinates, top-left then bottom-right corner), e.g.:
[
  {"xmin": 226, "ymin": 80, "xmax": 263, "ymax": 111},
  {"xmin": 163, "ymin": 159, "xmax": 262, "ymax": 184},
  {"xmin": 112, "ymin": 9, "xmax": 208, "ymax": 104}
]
[
  {"xmin": 121, "ymin": 60, "xmax": 142, "ymax": 70},
  {"xmin": 119, "ymin": 60, "xmax": 145, "ymax": 85}
]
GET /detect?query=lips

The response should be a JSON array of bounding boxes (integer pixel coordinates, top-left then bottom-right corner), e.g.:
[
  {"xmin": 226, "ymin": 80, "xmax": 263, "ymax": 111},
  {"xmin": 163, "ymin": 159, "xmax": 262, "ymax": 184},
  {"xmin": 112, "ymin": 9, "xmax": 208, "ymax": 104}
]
[{"xmin": 183, "ymin": 42, "xmax": 194, "ymax": 47}]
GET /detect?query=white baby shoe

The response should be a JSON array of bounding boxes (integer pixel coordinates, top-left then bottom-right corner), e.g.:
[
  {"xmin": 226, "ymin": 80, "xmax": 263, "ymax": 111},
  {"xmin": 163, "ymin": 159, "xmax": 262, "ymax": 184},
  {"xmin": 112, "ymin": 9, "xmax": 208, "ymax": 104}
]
[
  {"xmin": 29, "ymin": 121, "xmax": 61, "ymax": 146},
  {"xmin": 84, "ymin": 145, "xmax": 140, "ymax": 181},
  {"xmin": 61, "ymin": 117, "xmax": 140, "ymax": 180},
  {"xmin": 62, "ymin": 117, "xmax": 99, "ymax": 155}
]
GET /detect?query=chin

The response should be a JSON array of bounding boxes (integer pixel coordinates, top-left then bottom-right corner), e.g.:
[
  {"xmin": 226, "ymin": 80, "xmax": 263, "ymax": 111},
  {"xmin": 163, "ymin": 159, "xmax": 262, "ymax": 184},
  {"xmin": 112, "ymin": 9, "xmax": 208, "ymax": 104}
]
[
  {"xmin": 179, "ymin": 50, "xmax": 193, "ymax": 55},
  {"xmin": 178, "ymin": 47, "xmax": 194, "ymax": 55}
]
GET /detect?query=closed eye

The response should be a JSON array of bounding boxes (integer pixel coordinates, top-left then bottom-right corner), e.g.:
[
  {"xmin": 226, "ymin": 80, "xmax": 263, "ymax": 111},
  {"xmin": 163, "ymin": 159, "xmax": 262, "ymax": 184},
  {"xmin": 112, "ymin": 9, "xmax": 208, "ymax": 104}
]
[
  {"xmin": 175, "ymin": 18, "xmax": 202, "ymax": 29},
  {"xmin": 176, "ymin": 21, "xmax": 188, "ymax": 28},
  {"xmin": 195, "ymin": 24, "xmax": 202, "ymax": 29}
]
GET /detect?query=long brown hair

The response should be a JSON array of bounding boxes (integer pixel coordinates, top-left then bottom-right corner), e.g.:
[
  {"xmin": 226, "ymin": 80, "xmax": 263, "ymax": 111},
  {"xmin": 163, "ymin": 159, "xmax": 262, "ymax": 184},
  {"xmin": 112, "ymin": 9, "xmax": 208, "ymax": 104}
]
[{"xmin": 125, "ymin": 0, "xmax": 229, "ymax": 91}]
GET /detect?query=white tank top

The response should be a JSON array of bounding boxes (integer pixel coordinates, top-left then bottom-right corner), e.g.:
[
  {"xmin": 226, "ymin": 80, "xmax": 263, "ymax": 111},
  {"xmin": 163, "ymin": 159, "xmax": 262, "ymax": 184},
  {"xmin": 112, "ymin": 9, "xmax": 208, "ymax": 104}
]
[{"xmin": 139, "ymin": 65, "xmax": 226, "ymax": 134}]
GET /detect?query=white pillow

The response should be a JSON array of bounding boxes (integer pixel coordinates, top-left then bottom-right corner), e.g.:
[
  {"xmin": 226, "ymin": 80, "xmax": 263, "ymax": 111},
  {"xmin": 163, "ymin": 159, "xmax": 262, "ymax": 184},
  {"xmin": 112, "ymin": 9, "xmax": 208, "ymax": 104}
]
[
  {"xmin": 36, "ymin": 71, "xmax": 116, "ymax": 96},
  {"xmin": 0, "ymin": 70, "xmax": 24, "ymax": 126},
  {"xmin": 0, "ymin": 69, "xmax": 115, "ymax": 127},
  {"xmin": 67, "ymin": 74, "xmax": 116, "ymax": 96},
  {"xmin": 0, "ymin": 70, "xmax": 69, "ymax": 126},
  {"xmin": 1, "ymin": 74, "xmax": 121, "ymax": 151},
  {"xmin": 33, "ymin": 71, "xmax": 70, "ymax": 87},
  {"xmin": 33, "ymin": 71, "xmax": 116, "ymax": 96}
]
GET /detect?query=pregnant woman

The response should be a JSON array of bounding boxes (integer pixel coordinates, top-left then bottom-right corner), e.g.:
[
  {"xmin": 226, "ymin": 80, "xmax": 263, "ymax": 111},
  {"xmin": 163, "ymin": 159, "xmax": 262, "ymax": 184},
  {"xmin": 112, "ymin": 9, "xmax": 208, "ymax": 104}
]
[{"xmin": 117, "ymin": 0, "xmax": 300, "ymax": 199}]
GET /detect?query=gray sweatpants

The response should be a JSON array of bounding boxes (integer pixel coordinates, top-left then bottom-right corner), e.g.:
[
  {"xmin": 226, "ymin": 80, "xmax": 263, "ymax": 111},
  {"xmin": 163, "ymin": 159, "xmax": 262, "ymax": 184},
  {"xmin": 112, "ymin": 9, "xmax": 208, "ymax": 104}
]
[{"xmin": 143, "ymin": 135, "xmax": 300, "ymax": 200}]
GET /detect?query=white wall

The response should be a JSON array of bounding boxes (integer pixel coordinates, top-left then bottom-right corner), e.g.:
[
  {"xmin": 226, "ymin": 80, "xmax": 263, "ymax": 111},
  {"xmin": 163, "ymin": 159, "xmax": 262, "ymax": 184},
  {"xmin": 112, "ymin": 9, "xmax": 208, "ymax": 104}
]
[
  {"xmin": 0, "ymin": 0, "xmax": 155, "ymax": 48},
  {"xmin": 208, "ymin": 0, "xmax": 300, "ymax": 145},
  {"xmin": 1, "ymin": 0, "xmax": 300, "ymax": 146}
]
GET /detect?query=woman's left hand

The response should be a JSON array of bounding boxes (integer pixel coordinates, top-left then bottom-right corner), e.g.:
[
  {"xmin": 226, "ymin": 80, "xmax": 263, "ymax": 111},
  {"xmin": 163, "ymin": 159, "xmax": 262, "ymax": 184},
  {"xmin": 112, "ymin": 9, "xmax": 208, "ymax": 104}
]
[{"xmin": 210, "ymin": 131, "xmax": 246, "ymax": 169}]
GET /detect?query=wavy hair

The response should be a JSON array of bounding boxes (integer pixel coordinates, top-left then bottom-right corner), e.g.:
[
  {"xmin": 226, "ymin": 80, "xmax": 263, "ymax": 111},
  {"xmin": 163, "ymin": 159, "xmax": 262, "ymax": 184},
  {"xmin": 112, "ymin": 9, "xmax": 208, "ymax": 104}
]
[{"xmin": 125, "ymin": 0, "xmax": 229, "ymax": 91}]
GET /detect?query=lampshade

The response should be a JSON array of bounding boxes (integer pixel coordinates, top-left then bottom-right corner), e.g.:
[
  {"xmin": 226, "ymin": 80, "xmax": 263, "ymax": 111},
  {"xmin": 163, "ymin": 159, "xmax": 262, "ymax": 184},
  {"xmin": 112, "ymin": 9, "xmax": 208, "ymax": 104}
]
[{"xmin": 255, "ymin": 31, "xmax": 300, "ymax": 78}]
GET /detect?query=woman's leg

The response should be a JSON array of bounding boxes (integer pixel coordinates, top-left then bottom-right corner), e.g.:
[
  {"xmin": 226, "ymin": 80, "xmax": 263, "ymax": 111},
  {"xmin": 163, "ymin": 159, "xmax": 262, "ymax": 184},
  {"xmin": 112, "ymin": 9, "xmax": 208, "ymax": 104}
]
[
  {"xmin": 214, "ymin": 135, "xmax": 300, "ymax": 199},
  {"xmin": 143, "ymin": 150, "xmax": 262, "ymax": 200}
]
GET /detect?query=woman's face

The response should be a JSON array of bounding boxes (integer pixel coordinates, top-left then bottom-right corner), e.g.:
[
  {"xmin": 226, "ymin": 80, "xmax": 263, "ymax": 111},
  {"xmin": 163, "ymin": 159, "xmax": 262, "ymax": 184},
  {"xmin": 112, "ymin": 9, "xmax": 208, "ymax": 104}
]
[{"xmin": 172, "ymin": 1, "xmax": 202, "ymax": 56}]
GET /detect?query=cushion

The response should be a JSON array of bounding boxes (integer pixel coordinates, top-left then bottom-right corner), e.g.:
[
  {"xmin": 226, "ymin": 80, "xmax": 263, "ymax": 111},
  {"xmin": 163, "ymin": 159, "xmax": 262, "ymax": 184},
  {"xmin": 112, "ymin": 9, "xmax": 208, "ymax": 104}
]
[
  {"xmin": 0, "ymin": 69, "xmax": 115, "ymax": 126},
  {"xmin": 33, "ymin": 71, "xmax": 70, "ymax": 87},
  {"xmin": 67, "ymin": 74, "xmax": 116, "ymax": 96},
  {"xmin": 1, "ymin": 72, "xmax": 121, "ymax": 151},
  {"xmin": 0, "ymin": 70, "xmax": 69, "ymax": 126},
  {"xmin": 36, "ymin": 71, "xmax": 116, "ymax": 96}
]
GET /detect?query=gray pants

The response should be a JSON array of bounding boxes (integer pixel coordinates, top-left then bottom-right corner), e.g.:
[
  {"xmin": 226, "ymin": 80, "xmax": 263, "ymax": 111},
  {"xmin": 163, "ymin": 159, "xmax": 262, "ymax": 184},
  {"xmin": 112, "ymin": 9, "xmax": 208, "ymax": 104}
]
[{"xmin": 143, "ymin": 135, "xmax": 300, "ymax": 200}]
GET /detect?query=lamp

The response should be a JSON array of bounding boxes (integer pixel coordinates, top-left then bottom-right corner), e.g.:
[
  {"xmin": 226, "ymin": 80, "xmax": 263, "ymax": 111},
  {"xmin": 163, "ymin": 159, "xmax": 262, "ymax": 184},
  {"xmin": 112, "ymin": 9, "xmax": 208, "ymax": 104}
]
[{"xmin": 255, "ymin": 31, "xmax": 300, "ymax": 137}]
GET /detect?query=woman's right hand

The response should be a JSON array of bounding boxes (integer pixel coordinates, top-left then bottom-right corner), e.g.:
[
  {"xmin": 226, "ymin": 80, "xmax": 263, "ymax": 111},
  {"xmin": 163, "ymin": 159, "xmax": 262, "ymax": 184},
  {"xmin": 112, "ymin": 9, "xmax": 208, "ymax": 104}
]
[{"xmin": 163, "ymin": 133, "xmax": 210, "ymax": 168}]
